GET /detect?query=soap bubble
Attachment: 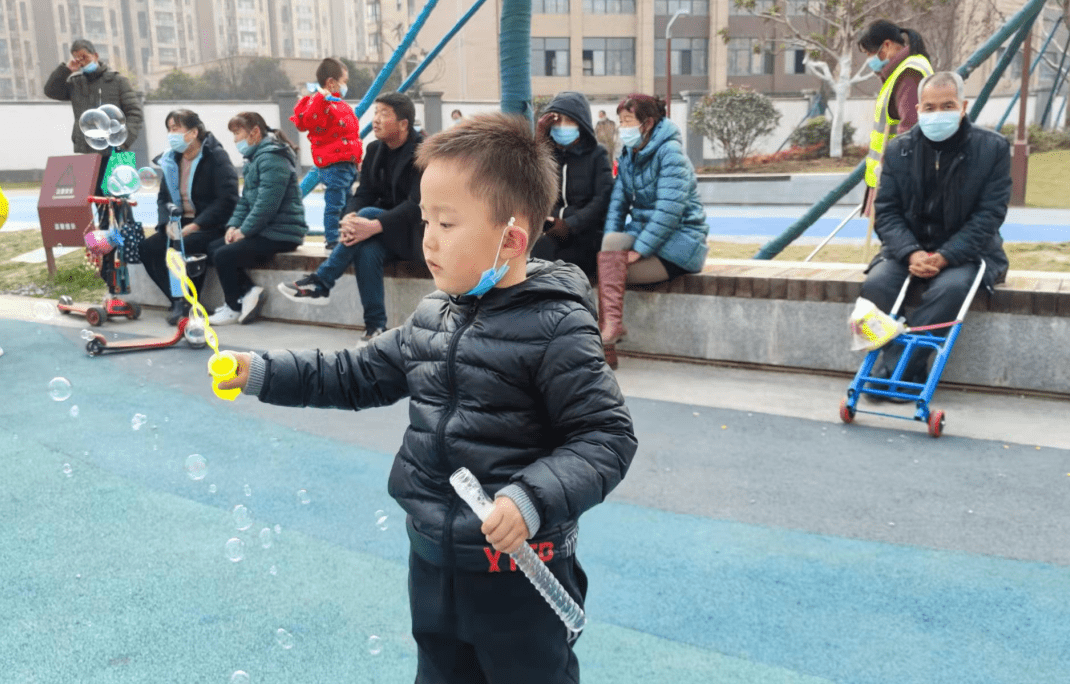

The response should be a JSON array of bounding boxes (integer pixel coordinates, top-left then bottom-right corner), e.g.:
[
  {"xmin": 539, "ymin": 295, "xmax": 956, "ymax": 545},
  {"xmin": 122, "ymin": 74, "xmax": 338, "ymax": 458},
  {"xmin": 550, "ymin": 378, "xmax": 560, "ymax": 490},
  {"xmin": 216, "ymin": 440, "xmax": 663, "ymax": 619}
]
[
  {"xmin": 274, "ymin": 524, "xmax": 282, "ymax": 535},
  {"xmin": 297, "ymin": 489, "xmax": 311, "ymax": 505},
  {"xmin": 232, "ymin": 505, "xmax": 252, "ymax": 531},
  {"xmin": 69, "ymin": 405, "xmax": 79, "ymax": 418},
  {"xmin": 259, "ymin": 528, "xmax": 273, "ymax": 548},
  {"xmin": 131, "ymin": 413, "xmax": 147, "ymax": 430},
  {"xmin": 184, "ymin": 320, "xmax": 207, "ymax": 348},
  {"xmin": 225, "ymin": 538, "xmax": 245, "ymax": 562},
  {"xmin": 269, "ymin": 565, "xmax": 278, "ymax": 576},
  {"xmin": 275, "ymin": 628, "xmax": 294, "ymax": 650},
  {"xmin": 138, "ymin": 167, "xmax": 159, "ymax": 190},
  {"xmin": 33, "ymin": 301, "xmax": 56, "ymax": 320},
  {"xmin": 107, "ymin": 165, "xmax": 140, "ymax": 196},
  {"xmin": 62, "ymin": 463, "xmax": 73, "ymax": 477},
  {"xmin": 98, "ymin": 103, "xmax": 126, "ymax": 128},
  {"xmin": 243, "ymin": 484, "xmax": 252, "ymax": 497},
  {"xmin": 229, "ymin": 670, "xmax": 250, "ymax": 684},
  {"xmin": 367, "ymin": 635, "xmax": 382, "ymax": 655},
  {"xmin": 107, "ymin": 125, "xmax": 128, "ymax": 148},
  {"xmin": 80, "ymin": 329, "xmax": 95, "ymax": 341},
  {"xmin": 86, "ymin": 134, "xmax": 111, "ymax": 151},
  {"xmin": 375, "ymin": 510, "xmax": 389, "ymax": 531},
  {"xmin": 184, "ymin": 454, "xmax": 207, "ymax": 481},
  {"xmin": 78, "ymin": 108, "xmax": 111, "ymax": 138},
  {"xmin": 49, "ymin": 377, "xmax": 72, "ymax": 401},
  {"xmin": 208, "ymin": 484, "xmax": 217, "ymax": 494}
]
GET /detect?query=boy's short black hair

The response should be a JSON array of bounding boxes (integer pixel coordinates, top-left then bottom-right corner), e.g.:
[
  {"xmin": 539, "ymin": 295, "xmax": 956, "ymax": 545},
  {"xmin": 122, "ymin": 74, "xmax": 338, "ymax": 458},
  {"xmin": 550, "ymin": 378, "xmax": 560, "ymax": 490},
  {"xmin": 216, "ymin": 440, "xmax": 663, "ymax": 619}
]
[
  {"xmin": 374, "ymin": 92, "xmax": 416, "ymax": 132},
  {"xmin": 316, "ymin": 57, "xmax": 347, "ymax": 87},
  {"xmin": 414, "ymin": 113, "xmax": 559, "ymax": 252},
  {"xmin": 71, "ymin": 39, "xmax": 97, "ymax": 56}
]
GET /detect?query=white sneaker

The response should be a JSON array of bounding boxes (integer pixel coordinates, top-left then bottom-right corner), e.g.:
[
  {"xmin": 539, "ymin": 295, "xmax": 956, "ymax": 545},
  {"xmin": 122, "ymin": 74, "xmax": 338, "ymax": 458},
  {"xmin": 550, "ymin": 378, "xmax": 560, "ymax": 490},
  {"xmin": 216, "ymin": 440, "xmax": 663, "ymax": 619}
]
[
  {"xmin": 208, "ymin": 304, "xmax": 240, "ymax": 325},
  {"xmin": 239, "ymin": 285, "xmax": 265, "ymax": 324}
]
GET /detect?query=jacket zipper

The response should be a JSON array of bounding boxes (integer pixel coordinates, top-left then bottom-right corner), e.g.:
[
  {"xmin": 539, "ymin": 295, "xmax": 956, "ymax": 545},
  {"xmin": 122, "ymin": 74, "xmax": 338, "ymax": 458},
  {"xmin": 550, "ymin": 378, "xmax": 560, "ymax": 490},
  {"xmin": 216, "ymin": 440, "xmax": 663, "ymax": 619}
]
[{"xmin": 435, "ymin": 299, "xmax": 479, "ymax": 565}]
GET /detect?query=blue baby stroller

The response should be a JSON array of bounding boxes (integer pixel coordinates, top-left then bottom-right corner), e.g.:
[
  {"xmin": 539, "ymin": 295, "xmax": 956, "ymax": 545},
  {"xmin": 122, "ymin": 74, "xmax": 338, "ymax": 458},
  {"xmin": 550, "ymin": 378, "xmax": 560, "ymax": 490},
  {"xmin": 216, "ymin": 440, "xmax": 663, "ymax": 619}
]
[{"xmin": 839, "ymin": 261, "xmax": 987, "ymax": 438}]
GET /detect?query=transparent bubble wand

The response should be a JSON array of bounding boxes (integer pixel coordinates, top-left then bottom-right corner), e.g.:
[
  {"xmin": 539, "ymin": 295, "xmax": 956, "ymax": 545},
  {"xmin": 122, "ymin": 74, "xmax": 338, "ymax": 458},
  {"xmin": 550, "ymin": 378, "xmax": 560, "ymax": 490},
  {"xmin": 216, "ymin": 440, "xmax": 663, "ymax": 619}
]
[{"xmin": 449, "ymin": 468, "xmax": 587, "ymax": 635}]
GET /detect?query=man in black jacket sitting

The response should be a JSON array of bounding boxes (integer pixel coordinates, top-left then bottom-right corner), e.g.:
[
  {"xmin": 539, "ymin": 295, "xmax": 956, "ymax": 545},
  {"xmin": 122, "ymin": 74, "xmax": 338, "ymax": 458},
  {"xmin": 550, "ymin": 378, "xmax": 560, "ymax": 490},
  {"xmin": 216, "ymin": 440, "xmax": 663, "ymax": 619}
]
[
  {"xmin": 278, "ymin": 92, "xmax": 424, "ymax": 341},
  {"xmin": 862, "ymin": 71, "xmax": 1011, "ymax": 395}
]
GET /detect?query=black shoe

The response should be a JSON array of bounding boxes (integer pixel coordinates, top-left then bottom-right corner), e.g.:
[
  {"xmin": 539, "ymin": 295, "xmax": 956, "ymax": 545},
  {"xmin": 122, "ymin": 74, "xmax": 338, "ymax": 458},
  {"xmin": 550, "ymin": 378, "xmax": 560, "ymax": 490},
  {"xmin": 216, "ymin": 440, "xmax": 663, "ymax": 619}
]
[
  {"xmin": 277, "ymin": 275, "xmax": 330, "ymax": 306},
  {"xmin": 325, "ymin": 241, "xmax": 338, "ymax": 251},
  {"xmin": 166, "ymin": 299, "xmax": 189, "ymax": 326},
  {"xmin": 361, "ymin": 327, "xmax": 387, "ymax": 342}
]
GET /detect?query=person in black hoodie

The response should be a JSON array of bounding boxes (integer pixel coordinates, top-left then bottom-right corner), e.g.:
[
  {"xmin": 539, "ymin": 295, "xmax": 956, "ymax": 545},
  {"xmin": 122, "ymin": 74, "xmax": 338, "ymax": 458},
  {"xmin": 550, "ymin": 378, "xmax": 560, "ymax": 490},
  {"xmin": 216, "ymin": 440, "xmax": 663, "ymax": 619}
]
[
  {"xmin": 862, "ymin": 71, "xmax": 1010, "ymax": 399},
  {"xmin": 140, "ymin": 109, "xmax": 239, "ymax": 324},
  {"xmin": 531, "ymin": 91, "xmax": 614, "ymax": 278},
  {"xmin": 217, "ymin": 114, "xmax": 636, "ymax": 684}
]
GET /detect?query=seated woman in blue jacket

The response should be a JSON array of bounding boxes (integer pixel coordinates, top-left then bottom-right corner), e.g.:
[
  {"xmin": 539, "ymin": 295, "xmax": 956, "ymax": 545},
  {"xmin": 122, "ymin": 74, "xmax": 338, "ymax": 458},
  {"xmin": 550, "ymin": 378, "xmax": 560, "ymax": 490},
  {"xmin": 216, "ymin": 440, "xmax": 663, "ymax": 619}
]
[
  {"xmin": 140, "ymin": 109, "xmax": 239, "ymax": 325},
  {"xmin": 599, "ymin": 94, "xmax": 709, "ymax": 368}
]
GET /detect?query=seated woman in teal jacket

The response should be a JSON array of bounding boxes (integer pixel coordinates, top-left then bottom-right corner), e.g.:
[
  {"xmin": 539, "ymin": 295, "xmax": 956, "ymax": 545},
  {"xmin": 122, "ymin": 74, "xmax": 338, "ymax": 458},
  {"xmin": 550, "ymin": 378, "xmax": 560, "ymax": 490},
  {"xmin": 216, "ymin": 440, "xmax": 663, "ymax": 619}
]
[
  {"xmin": 207, "ymin": 112, "xmax": 308, "ymax": 326},
  {"xmin": 598, "ymin": 94, "xmax": 709, "ymax": 368}
]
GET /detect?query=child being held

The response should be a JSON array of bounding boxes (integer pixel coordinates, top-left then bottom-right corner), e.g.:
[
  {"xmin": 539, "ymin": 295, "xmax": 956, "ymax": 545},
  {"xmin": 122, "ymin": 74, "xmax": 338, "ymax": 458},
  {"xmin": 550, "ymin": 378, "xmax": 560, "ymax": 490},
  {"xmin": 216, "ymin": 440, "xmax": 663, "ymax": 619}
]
[
  {"xmin": 220, "ymin": 113, "xmax": 637, "ymax": 682},
  {"xmin": 291, "ymin": 57, "xmax": 362, "ymax": 249}
]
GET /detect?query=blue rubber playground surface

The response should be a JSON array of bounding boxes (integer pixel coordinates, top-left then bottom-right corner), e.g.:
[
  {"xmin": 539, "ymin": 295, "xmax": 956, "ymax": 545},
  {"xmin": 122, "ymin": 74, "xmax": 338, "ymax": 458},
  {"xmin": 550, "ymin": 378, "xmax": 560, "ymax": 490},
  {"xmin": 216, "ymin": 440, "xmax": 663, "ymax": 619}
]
[
  {"xmin": 3, "ymin": 315, "xmax": 1069, "ymax": 683},
  {"xmin": 5, "ymin": 191, "xmax": 1070, "ymax": 243}
]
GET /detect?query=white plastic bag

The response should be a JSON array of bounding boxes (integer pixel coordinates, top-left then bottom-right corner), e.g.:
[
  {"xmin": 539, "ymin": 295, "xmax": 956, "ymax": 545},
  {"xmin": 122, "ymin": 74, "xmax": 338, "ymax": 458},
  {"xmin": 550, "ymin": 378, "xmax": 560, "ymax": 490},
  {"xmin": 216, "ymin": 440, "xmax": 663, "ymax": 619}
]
[{"xmin": 849, "ymin": 297, "xmax": 906, "ymax": 351}]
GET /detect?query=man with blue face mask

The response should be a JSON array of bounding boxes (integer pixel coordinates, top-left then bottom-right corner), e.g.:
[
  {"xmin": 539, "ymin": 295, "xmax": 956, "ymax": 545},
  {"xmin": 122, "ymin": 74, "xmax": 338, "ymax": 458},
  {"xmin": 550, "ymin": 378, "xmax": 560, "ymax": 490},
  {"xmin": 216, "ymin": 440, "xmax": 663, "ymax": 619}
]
[{"xmin": 859, "ymin": 71, "xmax": 1011, "ymax": 401}]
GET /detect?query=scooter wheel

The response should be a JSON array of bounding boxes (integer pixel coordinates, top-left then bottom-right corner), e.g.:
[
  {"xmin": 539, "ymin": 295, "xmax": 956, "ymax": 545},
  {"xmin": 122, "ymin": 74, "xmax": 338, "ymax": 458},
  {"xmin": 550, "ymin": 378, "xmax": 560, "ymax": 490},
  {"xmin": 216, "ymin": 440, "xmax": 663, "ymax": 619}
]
[
  {"xmin": 86, "ymin": 339, "xmax": 103, "ymax": 356},
  {"xmin": 58, "ymin": 295, "xmax": 73, "ymax": 309},
  {"xmin": 839, "ymin": 397, "xmax": 855, "ymax": 424},
  {"xmin": 86, "ymin": 307, "xmax": 107, "ymax": 326},
  {"xmin": 927, "ymin": 409, "xmax": 946, "ymax": 438},
  {"xmin": 127, "ymin": 303, "xmax": 142, "ymax": 320}
]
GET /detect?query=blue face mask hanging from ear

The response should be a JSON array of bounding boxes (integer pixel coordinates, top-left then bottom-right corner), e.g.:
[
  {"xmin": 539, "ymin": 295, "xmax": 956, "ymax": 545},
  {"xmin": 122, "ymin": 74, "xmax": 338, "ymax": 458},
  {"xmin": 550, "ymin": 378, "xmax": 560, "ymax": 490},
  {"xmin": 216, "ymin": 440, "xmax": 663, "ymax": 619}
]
[{"xmin": 465, "ymin": 218, "xmax": 515, "ymax": 297}]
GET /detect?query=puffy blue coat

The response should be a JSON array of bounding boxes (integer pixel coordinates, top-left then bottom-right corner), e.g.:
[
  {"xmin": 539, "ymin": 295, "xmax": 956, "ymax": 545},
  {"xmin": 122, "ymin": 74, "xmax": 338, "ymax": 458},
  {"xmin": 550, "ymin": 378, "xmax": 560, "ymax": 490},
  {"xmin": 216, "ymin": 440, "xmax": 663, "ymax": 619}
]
[{"xmin": 604, "ymin": 119, "xmax": 708, "ymax": 273}]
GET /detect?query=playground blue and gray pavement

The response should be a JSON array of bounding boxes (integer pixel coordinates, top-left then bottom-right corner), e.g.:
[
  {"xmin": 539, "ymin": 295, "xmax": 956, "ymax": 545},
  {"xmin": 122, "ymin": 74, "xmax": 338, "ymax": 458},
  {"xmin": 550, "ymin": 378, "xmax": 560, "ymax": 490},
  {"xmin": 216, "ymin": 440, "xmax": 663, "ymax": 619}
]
[{"xmin": 2, "ymin": 292, "xmax": 1069, "ymax": 684}]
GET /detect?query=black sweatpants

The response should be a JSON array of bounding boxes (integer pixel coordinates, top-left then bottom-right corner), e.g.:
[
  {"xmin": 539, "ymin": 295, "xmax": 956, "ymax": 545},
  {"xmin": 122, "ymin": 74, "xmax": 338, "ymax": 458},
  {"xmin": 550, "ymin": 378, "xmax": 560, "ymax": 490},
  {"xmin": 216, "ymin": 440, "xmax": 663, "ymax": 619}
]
[
  {"xmin": 139, "ymin": 221, "xmax": 219, "ymax": 300},
  {"xmin": 409, "ymin": 550, "xmax": 587, "ymax": 684},
  {"xmin": 207, "ymin": 235, "xmax": 298, "ymax": 310},
  {"xmin": 861, "ymin": 257, "xmax": 980, "ymax": 376}
]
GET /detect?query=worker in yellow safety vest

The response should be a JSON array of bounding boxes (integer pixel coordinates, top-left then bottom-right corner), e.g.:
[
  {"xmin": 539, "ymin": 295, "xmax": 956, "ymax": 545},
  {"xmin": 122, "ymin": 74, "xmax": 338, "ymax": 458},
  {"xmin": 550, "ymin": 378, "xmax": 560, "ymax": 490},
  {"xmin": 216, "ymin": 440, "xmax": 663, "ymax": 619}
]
[{"xmin": 858, "ymin": 20, "xmax": 934, "ymax": 216}]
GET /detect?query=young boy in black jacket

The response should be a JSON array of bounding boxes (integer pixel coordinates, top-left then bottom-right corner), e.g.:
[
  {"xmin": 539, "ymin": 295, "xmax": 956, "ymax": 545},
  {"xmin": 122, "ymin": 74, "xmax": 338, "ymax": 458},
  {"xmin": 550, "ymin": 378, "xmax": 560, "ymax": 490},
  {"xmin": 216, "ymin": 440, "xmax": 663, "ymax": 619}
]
[{"xmin": 219, "ymin": 113, "xmax": 637, "ymax": 683}]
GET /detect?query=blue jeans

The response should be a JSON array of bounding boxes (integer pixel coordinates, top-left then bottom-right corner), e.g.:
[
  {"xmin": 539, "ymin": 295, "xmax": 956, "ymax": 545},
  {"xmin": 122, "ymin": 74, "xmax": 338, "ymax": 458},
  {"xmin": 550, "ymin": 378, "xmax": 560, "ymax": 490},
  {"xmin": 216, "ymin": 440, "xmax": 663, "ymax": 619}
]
[
  {"xmin": 316, "ymin": 207, "xmax": 391, "ymax": 330},
  {"xmin": 319, "ymin": 162, "xmax": 357, "ymax": 246}
]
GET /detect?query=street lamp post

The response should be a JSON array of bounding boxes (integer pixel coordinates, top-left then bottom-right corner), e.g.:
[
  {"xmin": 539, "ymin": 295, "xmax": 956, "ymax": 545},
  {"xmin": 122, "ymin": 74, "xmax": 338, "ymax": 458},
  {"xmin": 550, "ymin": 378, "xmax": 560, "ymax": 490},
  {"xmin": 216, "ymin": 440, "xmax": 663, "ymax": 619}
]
[{"xmin": 665, "ymin": 9, "xmax": 690, "ymax": 116}]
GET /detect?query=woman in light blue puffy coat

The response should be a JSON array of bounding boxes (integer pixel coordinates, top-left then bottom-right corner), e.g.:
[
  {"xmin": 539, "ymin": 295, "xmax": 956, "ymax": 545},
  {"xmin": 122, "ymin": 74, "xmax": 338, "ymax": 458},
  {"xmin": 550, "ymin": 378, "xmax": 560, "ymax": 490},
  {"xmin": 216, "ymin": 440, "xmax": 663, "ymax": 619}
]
[{"xmin": 598, "ymin": 94, "xmax": 709, "ymax": 368}]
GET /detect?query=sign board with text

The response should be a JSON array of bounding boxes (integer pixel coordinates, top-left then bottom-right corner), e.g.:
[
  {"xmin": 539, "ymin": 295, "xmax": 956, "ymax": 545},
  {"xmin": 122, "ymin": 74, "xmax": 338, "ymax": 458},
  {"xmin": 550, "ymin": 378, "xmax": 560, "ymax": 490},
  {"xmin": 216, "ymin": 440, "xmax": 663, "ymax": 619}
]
[{"xmin": 37, "ymin": 155, "xmax": 100, "ymax": 276}]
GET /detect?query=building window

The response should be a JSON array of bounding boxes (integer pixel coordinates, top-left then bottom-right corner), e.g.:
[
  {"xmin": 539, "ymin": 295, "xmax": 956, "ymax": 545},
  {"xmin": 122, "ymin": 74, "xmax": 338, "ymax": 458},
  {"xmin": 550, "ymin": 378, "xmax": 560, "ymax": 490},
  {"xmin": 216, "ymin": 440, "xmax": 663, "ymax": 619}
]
[
  {"xmin": 159, "ymin": 47, "xmax": 177, "ymax": 64},
  {"xmin": 84, "ymin": 7, "xmax": 107, "ymax": 38},
  {"xmin": 729, "ymin": 0, "xmax": 774, "ymax": 15},
  {"xmin": 655, "ymin": 38, "xmax": 707, "ymax": 76},
  {"xmin": 366, "ymin": 1, "xmax": 381, "ymax": 21},
  {"xmin": 156, "ymin": 12, "xmax": 176, "ymax": 43},
  {"xmin": 534, "ymin": 0, "xmax": 569, "ymax": 12},
  {"xmin": 786, "ymin": 0, "xmax": 813, "ymax": 14},
  {"xmin": 19, "ymin": 2, "xmax": 27, "ymax": 30},
  {"xmin": 57, "ymin": 6, "xmax": 65, "ymax": 33},
  {"xmin": 0, "ymin": 40, "xmax": 9, "ymax": 70},
  {"xmin": 583, "ymin": 0, "xmax": 635, "ymax": 13},
  {"xmin": 784, "ymin": 46, "xmax": 807, "ymax": 74},
  {"xmin": 299, "ymin": 38, "xmax": 316, "ymax": 57},
  {"xmin": 531, "ymin": 37, "xmax": 569, "ymax": 76},
  {"xmin": 110, "ymin": 9, "xmax": 118, "ymax": 34},
  {"xmin": 727, "ymin": 38, "xmax": 774, "ymax": 76},
  {"xmin": 369, "ymin": 32, "xmax": 381, "ymax": 53},
  {"xmin": 137, "ymin": 12, "xmax": 149, "ymax": 38},
  {"xmin": 238, "ymin": 0, "xmax": 256, "ymax": 8},
  {"xmin": 297, "ymin": 5, "xmax": 313, "ymax": 30},
  {"xmin": 0, "ymin": 78, "xmax": 12, "ymax": 98},
  {"xmin": 654, "ymin": 0, "xmax": 707, "ymax": 15},
  {"xmin": 141, "ymin": 47, "xmax": 151, "ymax": 73},
  {"xmin": 582, "ymin": 38, "xmax": 635, "ymax": 76}
]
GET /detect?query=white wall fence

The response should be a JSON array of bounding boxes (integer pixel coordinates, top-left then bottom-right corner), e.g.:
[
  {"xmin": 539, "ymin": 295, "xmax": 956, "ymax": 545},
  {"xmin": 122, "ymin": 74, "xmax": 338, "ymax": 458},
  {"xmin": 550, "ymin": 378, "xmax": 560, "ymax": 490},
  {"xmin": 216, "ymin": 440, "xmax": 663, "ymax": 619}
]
[{"xmin": 2, "ymin": 93, "xmax": 1060, "ymax": 178}]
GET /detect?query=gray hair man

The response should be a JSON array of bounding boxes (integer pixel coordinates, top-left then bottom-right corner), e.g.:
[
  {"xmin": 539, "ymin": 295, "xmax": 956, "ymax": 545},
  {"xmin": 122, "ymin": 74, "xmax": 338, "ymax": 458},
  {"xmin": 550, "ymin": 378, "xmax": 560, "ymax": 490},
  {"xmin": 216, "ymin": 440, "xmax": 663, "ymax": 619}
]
[{"xmin": 858, "ymin": 71, "xmax": 1011, "ymax": 402}]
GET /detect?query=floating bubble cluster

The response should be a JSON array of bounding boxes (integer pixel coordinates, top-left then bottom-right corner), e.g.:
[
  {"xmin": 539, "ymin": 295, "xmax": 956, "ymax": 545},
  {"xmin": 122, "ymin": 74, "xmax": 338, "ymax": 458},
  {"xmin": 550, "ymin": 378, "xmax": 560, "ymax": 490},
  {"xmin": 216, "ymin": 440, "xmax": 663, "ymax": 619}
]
[
  {"xmin": 49, "ymin": 377, "xmax": 72, "ymax": 401},
  {"xmin": 131, "ymin": 413, "xmax": 147, "ymax": 430}
]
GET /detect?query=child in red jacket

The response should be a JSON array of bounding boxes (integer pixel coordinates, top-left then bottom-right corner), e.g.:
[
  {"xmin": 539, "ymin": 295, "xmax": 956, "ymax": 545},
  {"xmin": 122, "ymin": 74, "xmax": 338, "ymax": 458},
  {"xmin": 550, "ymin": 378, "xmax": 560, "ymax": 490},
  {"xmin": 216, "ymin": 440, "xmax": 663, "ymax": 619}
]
[{"xmin": 291, "ymin": 57, "xmax": 362, "ymax": 249}]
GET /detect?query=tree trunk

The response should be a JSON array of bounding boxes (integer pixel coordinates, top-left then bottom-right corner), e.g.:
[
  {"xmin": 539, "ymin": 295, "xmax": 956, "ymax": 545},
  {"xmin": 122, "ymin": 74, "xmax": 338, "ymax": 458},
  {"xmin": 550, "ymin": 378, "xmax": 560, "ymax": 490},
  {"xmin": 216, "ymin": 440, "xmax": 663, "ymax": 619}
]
[{"xmin": 829, "ymin": 53, "xmax": 852, "ymax": 159}]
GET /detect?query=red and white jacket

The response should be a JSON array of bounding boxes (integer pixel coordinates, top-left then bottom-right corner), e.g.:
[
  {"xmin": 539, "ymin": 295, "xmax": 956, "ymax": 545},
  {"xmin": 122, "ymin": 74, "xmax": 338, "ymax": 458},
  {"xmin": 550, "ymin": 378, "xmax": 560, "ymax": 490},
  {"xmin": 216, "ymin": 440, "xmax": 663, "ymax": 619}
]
[{"xmin": 291, "ymin": 90, "xmax": 363, "ymax": 168}]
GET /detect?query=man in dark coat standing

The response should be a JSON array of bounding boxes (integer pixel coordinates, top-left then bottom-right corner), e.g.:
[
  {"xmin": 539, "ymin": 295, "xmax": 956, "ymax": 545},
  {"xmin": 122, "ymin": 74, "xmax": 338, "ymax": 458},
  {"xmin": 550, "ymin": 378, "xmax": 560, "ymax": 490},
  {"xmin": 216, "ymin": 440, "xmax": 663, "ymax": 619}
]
[{"xmin": 862, "ymin": 71, "xmax": 1011, "ymax": 393}]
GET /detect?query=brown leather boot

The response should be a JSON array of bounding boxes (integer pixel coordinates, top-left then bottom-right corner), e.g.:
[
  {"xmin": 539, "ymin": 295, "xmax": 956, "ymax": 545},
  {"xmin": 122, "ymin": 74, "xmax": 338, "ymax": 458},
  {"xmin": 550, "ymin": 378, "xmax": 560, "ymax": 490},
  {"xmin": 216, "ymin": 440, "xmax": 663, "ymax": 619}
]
[{"xmin": 597, "ymin": 250, "xmax": 630, "ymax": 369}]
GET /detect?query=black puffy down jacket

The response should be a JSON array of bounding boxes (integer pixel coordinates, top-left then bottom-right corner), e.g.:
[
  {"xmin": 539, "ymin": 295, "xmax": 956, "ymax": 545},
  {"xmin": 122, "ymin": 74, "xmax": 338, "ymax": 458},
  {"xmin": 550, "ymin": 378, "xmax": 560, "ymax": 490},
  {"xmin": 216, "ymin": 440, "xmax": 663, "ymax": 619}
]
[{"xmin": 255, "ymin": 260, "xmax": 637, "ymax": 569}]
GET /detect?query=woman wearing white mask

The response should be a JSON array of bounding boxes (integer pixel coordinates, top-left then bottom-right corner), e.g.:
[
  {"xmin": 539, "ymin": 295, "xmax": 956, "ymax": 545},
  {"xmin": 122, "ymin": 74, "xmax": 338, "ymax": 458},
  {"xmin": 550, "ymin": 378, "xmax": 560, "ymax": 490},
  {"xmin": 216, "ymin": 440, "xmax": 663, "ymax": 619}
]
[
  {"xmin": 598, "ymin": 94, "xmax": 708, "ymax": 369},
  {"xmin": 140, "ymin": 109, "xmax": 239, "ymax": 324},
  {"xmin": 531, "ymin": 91, "xmax": 614, "ymax": 278}
]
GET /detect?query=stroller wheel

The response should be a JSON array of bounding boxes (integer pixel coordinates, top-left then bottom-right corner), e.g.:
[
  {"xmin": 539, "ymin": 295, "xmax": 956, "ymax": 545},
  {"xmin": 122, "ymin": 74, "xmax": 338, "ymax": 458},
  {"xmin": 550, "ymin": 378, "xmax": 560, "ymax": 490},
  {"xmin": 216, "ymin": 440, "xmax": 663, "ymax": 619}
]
[
  {"xmin": 839, "ymin": 397, "xmax": 855, "ymax": 424},
  {"xmin": 86, "ymin": 307, "xmax": 107, "ymax": 326},
  {"xmin": 127, "ymin": 303, "xmax": 142, "ymax": 320},
  {"xmin": 927, "ymin": 409, "xmax": 946, "ymax": 438}
]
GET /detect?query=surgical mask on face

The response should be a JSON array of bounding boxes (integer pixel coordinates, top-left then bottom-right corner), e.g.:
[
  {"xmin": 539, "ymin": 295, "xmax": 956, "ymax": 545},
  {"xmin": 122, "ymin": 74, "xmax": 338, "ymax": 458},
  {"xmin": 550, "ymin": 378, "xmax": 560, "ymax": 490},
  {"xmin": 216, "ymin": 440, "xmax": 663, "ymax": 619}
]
[
  {"xmin": 81, "ymin": 61, "xmax": 99, "ymax": 74},
  {"xmin": 917, "ymin": 111, "xmax": 962, "ymax": 142},
  {"xmin": 236, "ymin": 139, "xmax": 253, "ymax": 156},
  {"xmin": 414, "ymin": 126, "xmax": 422, "ymax": 133},
  {"xmin": 619, "ymin": 126, "xmax": 642, "ymax": 148},
  {"xmin": 867, "ymin": 55, "xmax": 888, "ymax": 72},
  {"xmin": 465, "ymin": 218, "xmax": 514, "ymax": 297},
  {"xmin": 338, "ymin": 84, "xmax": 348, "ymax": 98},
  {"xmin": 168, "ymin": 132, "xmax": 191, "ymax": 153},
  {"xmin": 551, "ymin": 125, "xmax": 580, "ymax": 146}
]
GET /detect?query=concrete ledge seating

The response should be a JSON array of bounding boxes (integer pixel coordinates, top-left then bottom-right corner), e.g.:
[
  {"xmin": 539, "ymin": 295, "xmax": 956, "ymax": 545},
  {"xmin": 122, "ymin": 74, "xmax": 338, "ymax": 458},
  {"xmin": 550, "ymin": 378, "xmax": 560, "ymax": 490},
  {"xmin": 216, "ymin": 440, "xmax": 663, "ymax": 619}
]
[{"xmin": 127, "ymin": 245, "xmax": 1070, "ymax": 395}]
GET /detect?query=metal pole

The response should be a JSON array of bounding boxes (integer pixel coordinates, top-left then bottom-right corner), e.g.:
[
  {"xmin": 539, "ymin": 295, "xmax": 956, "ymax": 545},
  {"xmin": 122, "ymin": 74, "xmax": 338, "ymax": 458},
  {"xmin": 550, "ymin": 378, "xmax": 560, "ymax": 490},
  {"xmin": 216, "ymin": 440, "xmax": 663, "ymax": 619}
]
[
  {"xmin": 804, "ymin": 203, "xmax": 863, "ymax": 262},
  {"xmin": 1011, "ymin": 32, "xmax": 1031, "ymax": 206},
  {"xmin": 1041, "ymin": 32, "xmax": 1070, "ymax": 127},
  {"xmin": 665, "ymin": 10, "xmax": 689, "ymax": 117},
  {"xmin": 996, "ymin": 14, "xmax": 1064, "ymax": 130}
]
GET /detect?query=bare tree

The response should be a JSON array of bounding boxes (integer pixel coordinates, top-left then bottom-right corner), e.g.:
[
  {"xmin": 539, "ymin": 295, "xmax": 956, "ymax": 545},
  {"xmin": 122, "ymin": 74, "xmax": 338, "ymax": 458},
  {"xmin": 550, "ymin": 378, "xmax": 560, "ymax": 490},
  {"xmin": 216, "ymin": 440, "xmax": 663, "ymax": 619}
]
[{"xmin": 730, "ymin": 0, "xmax": 935, "ymax": 158}]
